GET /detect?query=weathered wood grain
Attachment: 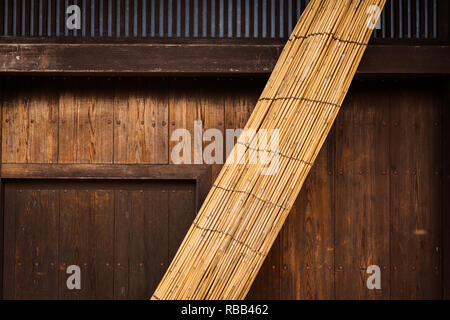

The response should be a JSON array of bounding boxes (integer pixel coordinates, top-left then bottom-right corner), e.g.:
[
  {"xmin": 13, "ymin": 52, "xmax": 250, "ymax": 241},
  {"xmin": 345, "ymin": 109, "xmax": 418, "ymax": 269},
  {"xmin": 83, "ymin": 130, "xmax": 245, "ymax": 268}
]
[
  {"xmin": 390, "ymin": 81, "xmax": 442, "ymax": 299},
  {"xmin": 1, "ymin": 44, "xmax": 450, "ymax": 75},
  {"xmin": 114, "ymin": 79, "xmax": 169, "ymax": 164},
  {"xmin": 59, "ymin": 189, "xmax": 90, "ymax": 300},
  {"xmin": 3, "ymin": 184, "xmax": 16, "ymax": 299},
  {"xmin": 2, "ymin": 78, "xmax": 58, "ymax": 163},
  {"xmin": 168, "ymin": 183, "xmax": 197, "ymax": 260},
  {"xmin": 0, "ymin": 77, "xmax": 3, "ymax": 299},
  {"xmin": 200, "ymin": 80, "xmax": 225, "ymax": 182},
  {"xmin": 58, "ymin": 78, "xmax": 113, "ymax": 163},
  {"xmin": 0, "ymin": 43, "xmax": 282, "ymax": 75},
  {"xmin": 0, "ymin": 77, "xmax": 446, "ymax": 299},
  {"xmin": 335, "ymin": 82, "xmax": 391, "ymax": 299},
  {"xmin": 114, "ymin": 185, "xmax": 170, "ymax": 299},
  {"xmin": 443, "ymin": 79, "xmax": 450, "ymax": 300},
  {"xmin": 14, "ymin": 187, "xmax": 58, "ymax": 299},
  {"xmin": 169, "ymin": 79, "xmax": 202, "ymax": 164},
  {"xmin": 1, "ymin": 163, "xmax": 211, "ymax": 180},
  {"xmin": 280, "ymin": 137, "xmax": 335, "ymax": 300}
]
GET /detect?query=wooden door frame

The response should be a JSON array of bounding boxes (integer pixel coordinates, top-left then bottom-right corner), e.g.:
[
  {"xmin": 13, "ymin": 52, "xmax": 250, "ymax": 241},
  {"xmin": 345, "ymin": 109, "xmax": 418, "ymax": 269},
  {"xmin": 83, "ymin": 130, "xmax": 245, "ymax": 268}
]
[
  {"xmin": 0, "ymin": 163, "xmax": 212, "ymax": 299},
  {"xmin": 0, "ymin": 164, "xmax": 211, "ymax": 212}
]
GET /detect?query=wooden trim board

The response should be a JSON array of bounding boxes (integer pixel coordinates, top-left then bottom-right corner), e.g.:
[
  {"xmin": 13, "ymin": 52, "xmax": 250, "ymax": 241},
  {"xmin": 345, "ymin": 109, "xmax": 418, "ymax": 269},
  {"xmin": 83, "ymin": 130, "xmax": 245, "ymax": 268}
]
[{"xmin": 0, "ymin": 44, "xmax": 449, "ymax": 76}]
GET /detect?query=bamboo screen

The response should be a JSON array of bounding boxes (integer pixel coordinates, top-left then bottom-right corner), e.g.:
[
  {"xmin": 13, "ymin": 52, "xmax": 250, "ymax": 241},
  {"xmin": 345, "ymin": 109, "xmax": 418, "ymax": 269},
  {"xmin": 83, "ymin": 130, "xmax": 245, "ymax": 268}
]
[{"xmin": 153, "ymin": 0, "xmax": 386, "ymax": 300}]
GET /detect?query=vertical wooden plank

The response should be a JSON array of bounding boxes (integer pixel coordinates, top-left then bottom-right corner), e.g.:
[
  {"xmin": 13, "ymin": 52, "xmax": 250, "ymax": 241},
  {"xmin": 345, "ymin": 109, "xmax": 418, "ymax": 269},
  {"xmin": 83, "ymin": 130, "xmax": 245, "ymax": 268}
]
[
  {"xmin": 201, "ymin": 79, "xmax": 225, "ymax": 182},
  {"xmin": 335, "ymin": 81, "xmax": 390, "ymax": 299},
  {"xmin": 59, "ymin": 78, "xmax": 113, "ymax": 163},
  {"xmin": 113, "ymin": 188, "xmax": 131, "ymax": 299},
  {"xmin": 0, "ymin": 76, "xmax": 3, "ymax": 299},
  {"xmin": 114, "ymin": 78, "xmax": 169, "ymax": 164},
  {"xmin": 59, "ymin": 188, "xmax": 90, "ymax": 299},
  {"xmin": 14, "ymin": 189, "xmax": 33, "ymax": 299},
  {"xmin": 28, "ymin": 79, "xmax": 59, "ymax": 163},
  {"xmin": 114, "ymin": 185, "xmax": 170, "ymax": 299},
  {"xmin": 2, "ymin": 78, "xmax": 30, "ymax": 163},
  {"xmin": 38, "ymin": 188, "xmax": 59, "ymax": 299},
  {"xmin": 1, "ymin": 78, "xmax": 16, "ymax": 163},
  {"xmin": 443, "ymin": 79, "xmax": 450, "ymax": 300},
  {"xmin": 168, "ymin": 182, "xmax": 196, "ymax": 259},
  {"xmin": 60, "ymin": 187, "xmax": 114, "ymax": 299},
  {"xmin": 3, "ymin": 184, "xmax": 16, "ymax": 299},
  {"xmin": 223, "ymin": 78, "xmax": 260, "ymax": 180},
  {"xmin": 146, "ymin": 78, "xmax": 169, "ymax": 164},
  {"xmin": 390, "ymin": 81, "xmax": 441, "ymax": 299},
  {"xmin": 224, "ymin": 78, "xmax": 260, "ymax": 141},
  {"xmin": 130, "ymin": 186, "xmax": 169, "ymax": 298},
  {"xmin": 334, "ymin": 86, "xmax": 357, "ymax": 299},
  {"xmin": 169, "ymin": 78, "xmax": 202, "ymax": 164},
  {"xmin": 88, "ymin": 189, "xmax": 114, "ymax": 299},
  {"xmin": 15, "ymin": 187, "xmax": 59, "ymax": 299},
  {"xmin": 2, "ymin": 78, "xmax": 58, "ymax": 164},
  {"xmin": 279, "ymin": 137, "xmax": 335, "ymax": 300}
]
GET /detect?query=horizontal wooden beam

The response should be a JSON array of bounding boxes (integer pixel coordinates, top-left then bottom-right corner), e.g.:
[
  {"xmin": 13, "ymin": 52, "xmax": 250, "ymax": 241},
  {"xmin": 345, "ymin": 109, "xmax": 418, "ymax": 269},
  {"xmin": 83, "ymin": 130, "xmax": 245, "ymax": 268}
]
[
  {"xmin": 0, "ymin": 43, "xmax": 281, "ymax": 75},
  {"xmin": 359, "ymin": 45, "xmax": 450, "ymax": 76},
  {"xmin": 1, "ymin": 163, "xmax": 212, "ymax": 215},
  {"xmin": 0, "ymin": 163, "xmax": 210, "ymax": 180},
  {"xmin": 0, "ymin": 43, "xmax": 449, "ymax": 75}
]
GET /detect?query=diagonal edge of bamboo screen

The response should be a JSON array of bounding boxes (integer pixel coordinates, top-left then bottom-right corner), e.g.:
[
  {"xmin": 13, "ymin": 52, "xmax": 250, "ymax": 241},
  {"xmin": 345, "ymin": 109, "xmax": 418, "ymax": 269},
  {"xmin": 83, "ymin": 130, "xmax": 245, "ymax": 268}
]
[{"xmin": 152, "ymin": 0, "xmax": 386, "ymax": 300}]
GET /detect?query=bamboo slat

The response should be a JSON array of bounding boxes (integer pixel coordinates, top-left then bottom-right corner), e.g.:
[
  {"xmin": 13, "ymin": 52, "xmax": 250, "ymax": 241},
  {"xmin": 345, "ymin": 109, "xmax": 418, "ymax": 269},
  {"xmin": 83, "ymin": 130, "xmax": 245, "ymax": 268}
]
[{"xmin": 152, "ymin": 0, "xmax": 386, "ymax": 300}]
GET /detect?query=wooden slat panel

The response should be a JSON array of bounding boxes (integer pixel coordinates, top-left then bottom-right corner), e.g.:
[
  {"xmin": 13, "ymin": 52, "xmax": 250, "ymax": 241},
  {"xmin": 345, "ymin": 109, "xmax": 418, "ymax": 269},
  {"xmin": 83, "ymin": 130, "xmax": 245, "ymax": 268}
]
[
  {"xmin": 390, "ymin": 81, "xmax": 442, "ymax": 299},
  {"xmin": 59, "ymin": 189, "xmax": 91, "ymax": 300},
  {"xmin": 201, "ymin": 80, "xmax": 224, "ymax": 181},
  {"xmin": 14, "ymin": 188, "xmax": 59, "ymax": 299},
  {"xmin": 0, "ymin": 77, "xmax": 446, "ymax": 300},
  {"xmin": 88, "ymin": 190, "xmax": 114, "ymax": 299},
  {"xmin": 27, "ymin": 79, "xmax": 59, "ymax": 163},
  {"xmin": 0, "ymin": 77, "xmax": 3, "ymax": 299},
  {"xmin": 168, "ymin": 182, "xmax": 196, "ymax": 259},
  {"xmin": 443, "ymin": 79, "xmax": 450, "ymax": 300},
  {"xmin": 1, "ymin": 79, "xmax": 31, "ymax": 163},
  {"xmin": 335, "ymin": 82, "xmax": 390, "ymax": 299},
  {"xmin": 169, "ymin": 79, "xmax": 202, "ymax": 164},
  {"xmin": 114, "ymin": 78, "xmax": 169, "ymax": 164},
  {"xmin": 113, "ymin": 188, "xmax": 131, "ymax": 299},
  {"xmin": 132, "ymin": 187, "xmax": 169, "ymax": 298},
  {"xmin": 222, "ymin": 78, "xmax": 260, "ymax": 181},
  {"xmin": 59, "ymin": 188, "xmax": 114, "ymax": 299},
  {"xmin": 2, "ymin": 78, "xmax": 58, "ymax": 163},
  {"xmin": 58, "ymin": 78, "xmax": 113, "ymax": 163},
  {"xmin": 3, "ymin": 184, "xmax": 15, "ymax": 299},
  {"xmin": 279, "ymin": 137, "xmax": 335, "ymax": 300},
  {"xmin": 223, "ymin": 79, "xmax": 260, "ymax": 155},
  {"xmin": 334, "ymin": 89, "xmax": 358, "ymax": 299},
  {"xmin": 114, "ymin": 186, "xmax": 169, "ymax": 299},
  {"xmin": 14, "ymin": 189, "xmax": 34, "ymax": 299}
]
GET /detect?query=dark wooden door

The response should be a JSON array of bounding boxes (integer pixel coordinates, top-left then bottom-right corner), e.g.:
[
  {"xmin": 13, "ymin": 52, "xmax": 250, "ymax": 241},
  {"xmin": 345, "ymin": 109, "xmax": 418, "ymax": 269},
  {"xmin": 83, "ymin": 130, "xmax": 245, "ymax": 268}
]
[{"xmin": 3, "ymin": 179, "xmax": 196, "ymax": 300}]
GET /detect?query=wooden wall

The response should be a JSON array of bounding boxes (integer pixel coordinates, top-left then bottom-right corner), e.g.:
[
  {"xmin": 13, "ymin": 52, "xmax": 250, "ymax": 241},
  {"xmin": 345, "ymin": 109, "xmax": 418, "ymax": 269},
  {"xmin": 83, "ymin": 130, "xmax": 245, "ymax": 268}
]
[
  {"xmin": 1, "ymin": 77, "xmax": 259, "ymax": 168},
  {"xmin": 3, "ymin": 180, "xmax": 196, "ymax": 299},
  {"xmin": 0, "ymin": 76, "xmax": 448, "ymax": 299},
  {"xmin": 248, "ymin": 79, "xmax": 446, "ymax": 300}
]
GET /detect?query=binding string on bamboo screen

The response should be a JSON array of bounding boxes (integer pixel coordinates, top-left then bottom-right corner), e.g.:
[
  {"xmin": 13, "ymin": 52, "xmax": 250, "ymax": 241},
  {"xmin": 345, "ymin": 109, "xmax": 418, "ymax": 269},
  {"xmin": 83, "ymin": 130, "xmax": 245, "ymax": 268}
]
[{"xmin": 152, "ymin": 0, "xmax": 386, "ymax": 300}]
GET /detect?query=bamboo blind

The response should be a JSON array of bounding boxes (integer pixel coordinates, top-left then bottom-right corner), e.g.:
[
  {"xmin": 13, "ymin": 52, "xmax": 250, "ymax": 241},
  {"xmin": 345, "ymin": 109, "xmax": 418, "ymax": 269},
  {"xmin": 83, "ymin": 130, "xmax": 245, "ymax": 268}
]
[{"xmin": 153, "ymin": 0, "xmax": 386, "ymax": 300}]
